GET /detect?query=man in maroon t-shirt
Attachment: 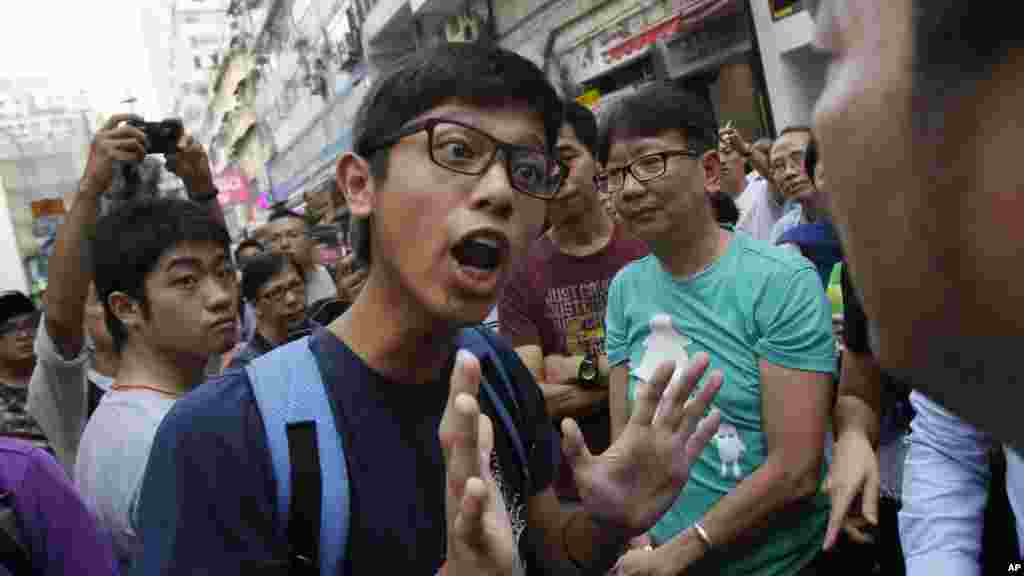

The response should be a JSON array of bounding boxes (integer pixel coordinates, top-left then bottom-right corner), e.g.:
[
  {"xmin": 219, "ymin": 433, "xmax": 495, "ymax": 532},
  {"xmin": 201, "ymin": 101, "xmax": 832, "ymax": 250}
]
[{"xmin": 499, "ymin": 101, "xmax": 648, "ymax": 502}]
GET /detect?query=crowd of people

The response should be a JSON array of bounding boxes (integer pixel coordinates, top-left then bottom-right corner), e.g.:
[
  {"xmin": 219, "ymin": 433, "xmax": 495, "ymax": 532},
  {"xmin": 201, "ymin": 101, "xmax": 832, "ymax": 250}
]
[{"xmin": 0, "ymin": 1, "xmax": 1020, "ymax": 574}]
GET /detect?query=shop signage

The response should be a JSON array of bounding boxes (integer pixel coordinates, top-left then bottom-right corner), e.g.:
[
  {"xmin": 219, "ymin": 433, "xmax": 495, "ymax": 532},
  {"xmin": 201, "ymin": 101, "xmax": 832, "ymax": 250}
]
[
  {"xmin": 29, "ymin": 198, "xmax": 64, "ymax": 219},
  {"xmin": 770, "ymin": 0, "xmax": 804, "ymax": 21},
  {"xmin": 604, "ymin": 15, "xmax": 683, "ymax": 62},
  {"xmin": 214, "ymin": 166, "xmax": 250, "ymax": 206},
  {"xmin": 663, "ymin": 2, "xmax": 749, "ymax": 77},
  {"xmin": 576, "ymin": 88, "xmax": 601, "ymax": 109},
  {"xmin": 563, "ymin": 10, "xmax": 655, "ymax": 86}
]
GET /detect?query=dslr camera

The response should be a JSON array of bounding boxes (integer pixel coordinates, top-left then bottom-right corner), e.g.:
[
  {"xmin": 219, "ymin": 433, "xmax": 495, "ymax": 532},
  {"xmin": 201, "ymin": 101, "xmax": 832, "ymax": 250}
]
[{"xmin": 126, "ymin": 118, "xmax": 184, "ymax": 156}]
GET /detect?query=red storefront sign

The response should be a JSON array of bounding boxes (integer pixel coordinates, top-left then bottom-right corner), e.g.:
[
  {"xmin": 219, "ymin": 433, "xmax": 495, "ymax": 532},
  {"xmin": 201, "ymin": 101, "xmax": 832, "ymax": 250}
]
[
  {"xmin": 605, "ymin": 15, "xmax": 683, "ymax": 61},
  {"xmin": 214, "ymin": 166, "xmax": 250, "ymax": 206},
  {"xmin": 603, "ymin": 0, "xmax": 741, "ymax": 63}
]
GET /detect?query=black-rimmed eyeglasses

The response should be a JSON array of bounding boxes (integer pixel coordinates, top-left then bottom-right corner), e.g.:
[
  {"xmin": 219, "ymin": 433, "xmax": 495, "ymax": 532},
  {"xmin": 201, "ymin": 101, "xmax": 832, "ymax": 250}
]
[
  {"xmin": 596, "ymin": 149, "xmax": 701, "ymax": 193},
  {"xmin": 259, "ymin": 280, "xmax": 305, "ymax": 303},
  {"xmin": 364, "ymin": 118, "xmax": 567, "ymax": 200}
]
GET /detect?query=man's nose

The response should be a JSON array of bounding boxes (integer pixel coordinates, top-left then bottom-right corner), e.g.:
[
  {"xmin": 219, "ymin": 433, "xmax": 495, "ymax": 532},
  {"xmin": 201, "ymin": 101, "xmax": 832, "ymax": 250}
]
[
  {"xmin": 469, "ymin": 152, "xmax": 516, "ymax": 220},
  {"xmin": 619, "ymin": 172, "xmax": 646, "ymax": 202},
  {"xmin": 205, "ymin": 276, "xmax": 235, "ymax": 311},
  {"xmin": 284, "ymin": 289, "xmax": 299, "ymax": 306}
]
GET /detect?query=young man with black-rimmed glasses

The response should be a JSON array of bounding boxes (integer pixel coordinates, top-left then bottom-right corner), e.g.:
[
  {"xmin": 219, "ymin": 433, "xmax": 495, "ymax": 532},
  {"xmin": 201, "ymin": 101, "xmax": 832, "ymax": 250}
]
[
  {"xmin": 226, "ymin": 252, "xmax": 310, "ymax": 369},
  {"xmin": 134, "ymin": 43, "xmax": 722, "ymax": 576},
  {"xmin": 0, "ymin": 291, "xmax": 47, "ymax": 449}
]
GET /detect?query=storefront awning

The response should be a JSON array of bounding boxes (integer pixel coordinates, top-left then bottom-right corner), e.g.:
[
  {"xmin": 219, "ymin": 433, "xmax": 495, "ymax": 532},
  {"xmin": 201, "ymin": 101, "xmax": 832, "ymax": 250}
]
[{"xmin": 603, "ymin": 0, "xmax": 742, "ymax": 61}]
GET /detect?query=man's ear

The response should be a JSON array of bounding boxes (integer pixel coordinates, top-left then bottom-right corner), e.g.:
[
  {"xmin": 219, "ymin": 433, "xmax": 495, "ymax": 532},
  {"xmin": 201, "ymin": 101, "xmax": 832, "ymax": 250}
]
[
  {"xmin": 107, "ymin": 291, "xmax": 144, "ymax": 335},
  {"xmin": 702, "ymin": 150, "xmax": 722, "ymax": 195},
  {"xmin": 336, "ymin": 152, "xmax": 375, "ymax": 219}
]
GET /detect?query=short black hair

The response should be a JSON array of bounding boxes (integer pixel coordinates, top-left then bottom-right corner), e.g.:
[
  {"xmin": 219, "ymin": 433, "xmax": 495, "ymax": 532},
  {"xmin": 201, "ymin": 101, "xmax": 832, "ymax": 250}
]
[
  {"xmin": 0, "ymin": 291, "xmax": 35, "ymax": 326},
  {"xmin": 235, "ymin": 238, "xmax": 264, "ymax": 264},
  {"xmin": 349, "ymin": 41, "xmax": 563, "ymax": 266},
  {"xmin": 562, "ymin": 101, "xmax": 598, "ymax": 155},
  {"xmin": 596, "ymin": 81, "xmax": 717, "ymax": 165},
  {"xmin": 92, "ymin": 198, "xmax": 231, "ymax": 353},
  {"xmin": 268, "ymin": 209, "xmax": 308, "ymax": 228},
  {"xmin": 241, "ymin": 252, "xmax": 303, "ymax": 303}
]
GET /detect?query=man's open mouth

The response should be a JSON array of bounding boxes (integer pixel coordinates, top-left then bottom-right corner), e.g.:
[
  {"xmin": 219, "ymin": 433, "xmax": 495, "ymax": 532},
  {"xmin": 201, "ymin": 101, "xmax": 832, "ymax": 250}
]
[{"xmin": 451, "ymin": 230, "xmax": 508, "ymax": 272}]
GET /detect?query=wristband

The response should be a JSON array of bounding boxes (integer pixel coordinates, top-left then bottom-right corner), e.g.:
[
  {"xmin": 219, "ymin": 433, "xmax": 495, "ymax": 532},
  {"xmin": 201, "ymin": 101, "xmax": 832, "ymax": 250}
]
[{"xmin": 692, "ymin": 520, "xmax": 713, "ymax": 550}]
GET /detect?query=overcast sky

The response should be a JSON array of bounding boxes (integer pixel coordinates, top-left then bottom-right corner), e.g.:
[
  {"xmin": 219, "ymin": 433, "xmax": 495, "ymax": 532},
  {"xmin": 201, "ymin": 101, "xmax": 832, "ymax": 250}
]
[{"xmin": 0, "ymin": 0, "xmax": 168, "ymax": 120}]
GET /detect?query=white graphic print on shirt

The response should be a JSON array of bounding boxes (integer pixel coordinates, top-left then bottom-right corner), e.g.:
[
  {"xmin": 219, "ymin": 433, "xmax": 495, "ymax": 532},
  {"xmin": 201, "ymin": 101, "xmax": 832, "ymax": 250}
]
[
  {"xmin": 490, "ymin": 449, "xmax": 526, "ymax": 572},
  {"xmin": 714, "ymin": 423, "xmax": 747, "ymax": 479},
  {"xmin": 633, "ymin": 314, "xmax": 691, "ymax": 383}
]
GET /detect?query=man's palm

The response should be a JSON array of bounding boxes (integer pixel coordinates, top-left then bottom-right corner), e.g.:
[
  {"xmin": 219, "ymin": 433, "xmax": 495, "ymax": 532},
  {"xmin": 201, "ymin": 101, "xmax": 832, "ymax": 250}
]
[
  {"xmin": 440, "ymin": 352, "xmax": 522, "ymax": 576},
  {"xmin": 564, "ymin": 356, "xmax": 722, "ymax": 535}
]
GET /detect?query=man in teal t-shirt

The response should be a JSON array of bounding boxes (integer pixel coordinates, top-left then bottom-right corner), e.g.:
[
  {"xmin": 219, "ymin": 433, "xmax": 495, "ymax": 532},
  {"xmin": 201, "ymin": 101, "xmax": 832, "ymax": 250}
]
[{"xmin": 599, "ymin": 82, "xmax": 837, "ymax": 575}]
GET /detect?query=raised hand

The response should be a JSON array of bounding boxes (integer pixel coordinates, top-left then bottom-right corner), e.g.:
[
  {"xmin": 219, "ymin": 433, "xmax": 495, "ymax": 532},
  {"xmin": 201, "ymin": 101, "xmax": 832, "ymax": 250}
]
[
  {"xmin": 563, "ymin": 354, "xmax": 722, "ymax": 538},
  {"xmin": 439, "ymin": 351, "xmax": 523, "ymax": 576},
  {"xmin": 336, "ymin": 252, "xmax": 368, "ymax": 303},
  {"xmin": 718, "ymin": 125, "xmax": 751, "ymax": 157},
  {"xmin": 167, "ymin": 130, "xmax": 216, "ymax": 199},
  {"xmin": 81, "ymin": 113, "xmax": 146, "ymax": 196},
  {"xmin": 822, "ymin": 431, "xmax": 879, "ymax": 549}
]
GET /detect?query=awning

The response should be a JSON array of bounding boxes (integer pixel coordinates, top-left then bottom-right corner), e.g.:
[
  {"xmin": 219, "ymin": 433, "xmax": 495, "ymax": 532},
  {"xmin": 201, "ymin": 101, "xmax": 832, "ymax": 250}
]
[{"xmin": 603, "ymin": 0, "xmax": 742, "ymax": 61}]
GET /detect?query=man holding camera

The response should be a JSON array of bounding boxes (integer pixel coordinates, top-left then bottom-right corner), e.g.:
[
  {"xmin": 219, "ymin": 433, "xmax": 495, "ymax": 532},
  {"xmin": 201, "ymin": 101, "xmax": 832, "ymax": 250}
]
[
  {"xmin": 33, "ymin": 113, "xmax": 232, "ymax": 570},
  {"xmin": 29, "ymin": 114, "xmax": 225, "ymax": 476}
]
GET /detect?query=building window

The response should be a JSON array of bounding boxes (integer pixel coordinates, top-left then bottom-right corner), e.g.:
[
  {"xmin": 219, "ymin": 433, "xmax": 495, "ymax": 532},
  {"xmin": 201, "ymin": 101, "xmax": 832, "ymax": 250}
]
[
  {"xmin": 194, "ymin": 56, "xmax": 203, "ymax": 70},
  {"xmin": 185, "ymin": 14, "xmax": 200, "ymax": 24}
]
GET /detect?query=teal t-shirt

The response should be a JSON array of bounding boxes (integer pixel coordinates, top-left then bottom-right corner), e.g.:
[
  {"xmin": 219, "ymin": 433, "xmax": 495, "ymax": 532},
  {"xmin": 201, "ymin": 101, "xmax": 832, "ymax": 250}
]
[{"xmin": 605, "ymin": 231, "xmax": 836, "ymax": 576}]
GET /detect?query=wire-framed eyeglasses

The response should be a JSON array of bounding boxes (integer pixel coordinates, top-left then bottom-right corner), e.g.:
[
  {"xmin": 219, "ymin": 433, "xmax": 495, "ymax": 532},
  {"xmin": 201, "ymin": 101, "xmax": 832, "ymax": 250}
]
[
  {"xmin": 365, "ymin": 118, "xmax": 568, "ymax": 200},
  {"xmin": 596, "ymin": 149, "xmax": 701, "ymax": 193}
]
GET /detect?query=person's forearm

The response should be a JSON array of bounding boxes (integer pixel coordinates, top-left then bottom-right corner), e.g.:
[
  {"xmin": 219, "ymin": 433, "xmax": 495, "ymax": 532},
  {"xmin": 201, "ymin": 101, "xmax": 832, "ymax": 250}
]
[
  {"xmin": 539, "ymin": 382, "xmax": 608, "ymax": 420},
  {"xmin": 836, "ymin": 350, "xmax": 883, "ymax": 446},
  {"xmin": 834, "ymin": 396, "xmax": 880, "ymax": 449},
  {"xmin": 561, "ymin": 508, "xmax": 630, "ymax": 574},
  {"xmin": 44, "ymin": 179, "xmax": 101, "ymax": 359},
  {"xmin": 609, "ymin": 366, "xmax": 629, "ymax": 442},
  {"xmin": 661, "ymin": 455, "xmax": 821, "ymax": 571}
]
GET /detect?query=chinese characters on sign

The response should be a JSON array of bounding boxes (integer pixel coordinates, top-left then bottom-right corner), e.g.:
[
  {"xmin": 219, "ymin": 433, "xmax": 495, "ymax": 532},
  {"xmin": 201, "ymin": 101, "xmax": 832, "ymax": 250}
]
[
  {"xmin": 213, "ymin": 166, "xmax": 250, "ymax": 206},
  {"xmin": 770, "ymin": 0, "xmax": 804, "ymax": 21}
]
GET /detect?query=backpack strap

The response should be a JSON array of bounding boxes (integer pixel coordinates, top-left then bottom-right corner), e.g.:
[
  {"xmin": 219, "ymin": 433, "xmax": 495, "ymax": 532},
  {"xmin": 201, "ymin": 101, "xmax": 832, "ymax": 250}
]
[
  {"xmin": 455, "ymin": 327, "xmax": 530, "ymax": 484},
  {"xmin": 247, "ymin": 337, "xmax": 349, "ymax": 576}
]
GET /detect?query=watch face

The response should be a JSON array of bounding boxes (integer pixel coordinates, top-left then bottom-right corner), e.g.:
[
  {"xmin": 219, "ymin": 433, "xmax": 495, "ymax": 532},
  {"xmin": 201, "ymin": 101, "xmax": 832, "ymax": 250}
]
[{"xmin": 580, "ymin": 362, "xmax": 597, "ymax": 381}]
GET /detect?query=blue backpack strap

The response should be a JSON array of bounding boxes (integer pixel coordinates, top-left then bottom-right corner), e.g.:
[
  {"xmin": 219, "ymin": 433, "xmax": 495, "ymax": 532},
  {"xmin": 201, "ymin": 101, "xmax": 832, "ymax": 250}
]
[
  {"xmin": 455, "ymin": 327, "xmax": 529, "ymax": 483},
  {"xmin": 246, "ymin": 337, "xmax": 349, "ymax": 576}
]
